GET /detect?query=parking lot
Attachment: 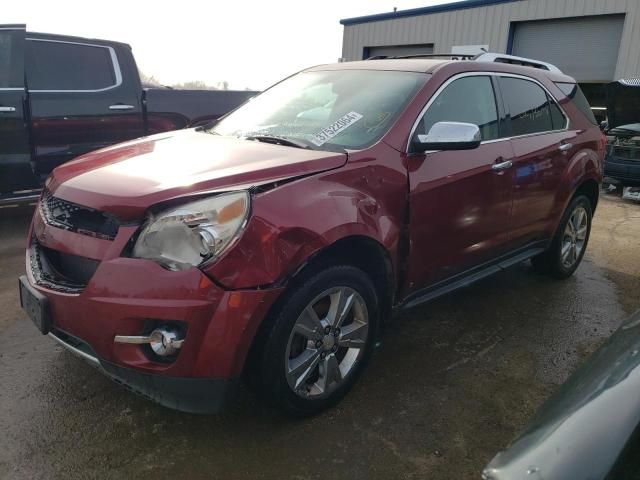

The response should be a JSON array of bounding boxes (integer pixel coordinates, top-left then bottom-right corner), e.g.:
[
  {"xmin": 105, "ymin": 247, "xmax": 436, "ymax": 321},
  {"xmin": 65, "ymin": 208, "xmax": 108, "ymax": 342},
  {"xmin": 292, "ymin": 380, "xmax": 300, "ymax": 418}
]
[{"xmin": 0, "ymin": 193, "xmax": 636, "ymax": 480}]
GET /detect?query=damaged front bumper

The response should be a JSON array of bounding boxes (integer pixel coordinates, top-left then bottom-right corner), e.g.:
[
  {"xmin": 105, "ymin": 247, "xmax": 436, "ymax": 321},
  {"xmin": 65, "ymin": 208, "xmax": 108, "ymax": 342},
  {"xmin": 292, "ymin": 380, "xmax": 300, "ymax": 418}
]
[
  {"xmin": 21, "ymin": 202, "xmax": 284, "ymax": 413},
  {"xmin": 48, "ymin": 328, "xmax": 238, "ymax": 414}
]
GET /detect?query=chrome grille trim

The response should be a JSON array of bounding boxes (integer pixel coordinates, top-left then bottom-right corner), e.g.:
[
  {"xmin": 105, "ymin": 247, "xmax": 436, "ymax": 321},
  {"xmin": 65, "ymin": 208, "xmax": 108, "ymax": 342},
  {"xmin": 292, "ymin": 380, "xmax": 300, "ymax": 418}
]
[{"xmin": 40, "ymin": 190, "xmax": 119, "ymax": 241}]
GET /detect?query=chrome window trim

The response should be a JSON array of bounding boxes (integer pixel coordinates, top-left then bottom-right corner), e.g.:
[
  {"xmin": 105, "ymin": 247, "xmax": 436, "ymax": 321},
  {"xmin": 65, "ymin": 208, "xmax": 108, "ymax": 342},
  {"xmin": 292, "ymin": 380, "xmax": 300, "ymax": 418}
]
[
  {"xmin": 406, "ymin": 71, "xmax": 570, "ymax": 153},
  {"xmin": 0, "ymin": 87, "xmax": 24, "ymax": 91},
  {"xmin": 25, "ymin": 37, "xmax": 123, "ymax": 93}
]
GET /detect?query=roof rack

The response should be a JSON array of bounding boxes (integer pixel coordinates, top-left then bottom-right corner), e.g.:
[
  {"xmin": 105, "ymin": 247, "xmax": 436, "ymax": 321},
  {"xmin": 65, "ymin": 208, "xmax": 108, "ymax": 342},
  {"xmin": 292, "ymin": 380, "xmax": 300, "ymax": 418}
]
[
  {"xmin": 366, "ymin": 51, "xmax": 563, "ymax": 73},
  {"xmin": 366, "ymin": 53, "xmax": 476, "ymax": 60},
  {"xmin": 474, "ymin": 53, "xmax": 562, "ymax": 73}
]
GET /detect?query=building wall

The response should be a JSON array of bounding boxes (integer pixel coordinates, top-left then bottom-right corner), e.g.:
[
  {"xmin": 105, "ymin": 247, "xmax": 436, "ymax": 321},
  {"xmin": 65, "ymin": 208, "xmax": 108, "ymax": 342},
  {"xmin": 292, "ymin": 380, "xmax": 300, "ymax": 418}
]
[{"xmin": 341, "ymin": 0, "xmax": 640, "ymax": 80}]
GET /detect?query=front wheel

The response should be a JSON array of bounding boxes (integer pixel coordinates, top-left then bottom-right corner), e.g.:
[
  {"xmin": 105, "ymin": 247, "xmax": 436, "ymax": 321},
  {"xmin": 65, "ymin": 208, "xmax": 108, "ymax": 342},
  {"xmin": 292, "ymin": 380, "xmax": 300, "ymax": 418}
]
[
  {"xmin": 532, "ymin": 195, "xmax": 593, "ymax": 279},
  {"xmin": 251, "ymin": 265, "xmax": 378, "ymax": 416}
]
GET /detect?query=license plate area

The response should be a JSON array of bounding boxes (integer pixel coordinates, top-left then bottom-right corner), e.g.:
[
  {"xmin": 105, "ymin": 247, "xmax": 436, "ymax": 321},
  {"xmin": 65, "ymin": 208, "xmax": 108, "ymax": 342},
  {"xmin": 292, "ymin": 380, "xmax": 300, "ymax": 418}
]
[{"xmin": 19, "ymin": 275, "xmax": 50, "ymax": 334}]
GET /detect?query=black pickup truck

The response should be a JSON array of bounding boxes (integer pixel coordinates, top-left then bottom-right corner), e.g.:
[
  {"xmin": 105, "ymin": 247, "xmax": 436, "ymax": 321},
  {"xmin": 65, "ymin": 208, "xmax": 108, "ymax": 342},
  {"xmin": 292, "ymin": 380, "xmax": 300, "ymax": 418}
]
[{"xmin": 0, "ymin": 25, "xmax": 257, "ymax": 204}]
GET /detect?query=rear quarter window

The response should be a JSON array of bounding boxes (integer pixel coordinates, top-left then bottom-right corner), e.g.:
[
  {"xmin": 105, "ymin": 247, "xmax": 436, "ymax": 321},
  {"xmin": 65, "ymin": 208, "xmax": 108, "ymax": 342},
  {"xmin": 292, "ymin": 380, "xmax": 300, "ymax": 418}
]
[{"xmin": 555, "ymin": 82, "xmax": 598, "ymax": 125}]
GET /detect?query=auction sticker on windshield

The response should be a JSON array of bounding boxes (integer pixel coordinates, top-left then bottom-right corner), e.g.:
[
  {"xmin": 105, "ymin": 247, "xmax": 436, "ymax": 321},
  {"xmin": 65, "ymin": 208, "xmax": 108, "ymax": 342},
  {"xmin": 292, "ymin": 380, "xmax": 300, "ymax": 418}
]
[{"xmin": 310, "ymin": 112, "xmax": 363, "ymax": 147}]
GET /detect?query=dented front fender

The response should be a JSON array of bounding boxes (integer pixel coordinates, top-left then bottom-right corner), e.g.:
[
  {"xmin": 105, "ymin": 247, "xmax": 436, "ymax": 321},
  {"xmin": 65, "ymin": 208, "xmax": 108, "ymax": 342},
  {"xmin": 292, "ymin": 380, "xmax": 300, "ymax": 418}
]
[{"xmin": 203, "ymin": 143, "xmax": 408, "ymax": 290}]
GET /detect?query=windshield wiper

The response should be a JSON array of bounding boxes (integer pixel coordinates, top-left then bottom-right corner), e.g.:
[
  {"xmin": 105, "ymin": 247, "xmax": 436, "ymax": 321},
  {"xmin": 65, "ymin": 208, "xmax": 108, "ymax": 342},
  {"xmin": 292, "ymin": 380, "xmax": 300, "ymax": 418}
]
[{"xmin": 245, "ymin": 135, "xmax": 312, "ymax": 149}]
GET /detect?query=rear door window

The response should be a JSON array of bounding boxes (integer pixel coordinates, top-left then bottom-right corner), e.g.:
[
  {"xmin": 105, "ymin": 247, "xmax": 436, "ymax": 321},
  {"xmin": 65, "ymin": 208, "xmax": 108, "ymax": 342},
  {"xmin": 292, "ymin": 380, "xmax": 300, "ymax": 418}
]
[
  {"xmin": 0, "ymin": 32, "xmax": 13, "ymax": 87},
  {"xmin": 0, "ymin": 30, "xmax": 22, "ymax": 88},
  {"xmin": 26, "ymin": 39, "xmax": 118, "ymax": 91},
  {"xmin": 499, "ymin": 77, "xmax": 554, "ymax": 136},
  {"xmin": 417, "ymin": 75, "xmax": 499, "ymax": 141}
]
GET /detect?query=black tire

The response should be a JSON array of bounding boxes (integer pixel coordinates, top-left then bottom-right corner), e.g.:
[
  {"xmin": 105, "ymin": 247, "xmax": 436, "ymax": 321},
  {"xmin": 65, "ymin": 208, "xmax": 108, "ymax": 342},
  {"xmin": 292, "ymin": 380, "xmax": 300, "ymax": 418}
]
[
  {"xmin": 532, "ymin": 195, "xmax": 593, "ymax": 279},
  {"xmin": 250, "ymin": 265, "xmax": 379, "ymax": 416}
]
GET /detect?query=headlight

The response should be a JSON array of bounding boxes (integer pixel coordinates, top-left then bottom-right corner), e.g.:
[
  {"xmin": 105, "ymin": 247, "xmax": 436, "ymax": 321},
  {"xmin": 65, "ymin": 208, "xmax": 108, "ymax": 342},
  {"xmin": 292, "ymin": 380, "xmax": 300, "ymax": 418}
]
[{"xmin": 132, "ymin": 191, "xmax": 249, "ymax": 271}]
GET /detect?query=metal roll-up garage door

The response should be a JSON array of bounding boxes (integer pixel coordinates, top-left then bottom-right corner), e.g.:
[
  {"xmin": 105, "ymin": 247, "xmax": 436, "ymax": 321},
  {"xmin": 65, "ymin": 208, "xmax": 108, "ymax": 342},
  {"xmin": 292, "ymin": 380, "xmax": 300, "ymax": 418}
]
[
  {"xmin": 366, "ymin": 44, "xmax": 433, "ymax": 58},
  {"xmin": 511, "ymin": 15, "xmax": 625, "ymax": 82}
]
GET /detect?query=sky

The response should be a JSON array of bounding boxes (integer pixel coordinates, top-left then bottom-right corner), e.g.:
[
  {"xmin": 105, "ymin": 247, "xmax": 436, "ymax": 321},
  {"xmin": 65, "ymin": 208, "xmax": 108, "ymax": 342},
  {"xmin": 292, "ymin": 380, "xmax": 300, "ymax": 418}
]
[{"xmin": 4, "ymin": 0, "xmax": 455, "ymax": 90}]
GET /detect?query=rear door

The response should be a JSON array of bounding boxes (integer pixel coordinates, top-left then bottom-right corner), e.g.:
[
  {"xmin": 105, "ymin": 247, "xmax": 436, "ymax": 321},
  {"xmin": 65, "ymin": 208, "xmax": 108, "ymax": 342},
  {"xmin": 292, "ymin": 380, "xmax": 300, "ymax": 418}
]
[
  {"xmin": 0, "ymin": 25, "xmax": 38, "ymax": 195},
  {"xmin": 498, "ymin": 75, "xmax": 577, "ymax": 248},
  {"xmin": 25, "ymin": 35, "xmax": 144, "ymax": 178}
]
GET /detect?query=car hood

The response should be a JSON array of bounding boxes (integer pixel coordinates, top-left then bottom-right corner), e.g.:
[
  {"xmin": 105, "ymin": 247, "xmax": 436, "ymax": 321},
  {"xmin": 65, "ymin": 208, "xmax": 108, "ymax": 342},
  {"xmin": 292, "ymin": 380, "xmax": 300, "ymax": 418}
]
[
  {"xmin": 608, "ymin": 123, "xmax": 640, "ymax": 137},
  {"xmin": 48, "ymin": 130, "xmax": 347, "ymax": 220},
  {"xmin": 606, "ymin": 79, "xmax": 640, "ymax": 130}
]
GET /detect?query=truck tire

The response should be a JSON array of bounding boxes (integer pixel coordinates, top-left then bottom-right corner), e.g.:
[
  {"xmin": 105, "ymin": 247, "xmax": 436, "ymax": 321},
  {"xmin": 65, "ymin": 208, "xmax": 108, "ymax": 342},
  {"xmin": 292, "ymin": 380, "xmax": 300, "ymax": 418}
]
[
  {"xmin": 251, "ymin": 265, "xmax": 379, "ymax": 416},
  {"xmin": 532, "ymin": 195, "xmax": 593, "ymax": 279}
]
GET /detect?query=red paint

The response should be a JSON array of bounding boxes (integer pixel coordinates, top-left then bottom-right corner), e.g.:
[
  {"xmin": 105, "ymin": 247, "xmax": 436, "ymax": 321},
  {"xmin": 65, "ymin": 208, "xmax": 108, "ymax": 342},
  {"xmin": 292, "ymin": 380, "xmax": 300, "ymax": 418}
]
[
  {"xmin": 404, "ymin": 140, "xmax": 515, "ymax": 288},
  {"xmin": 49, "ymin": 130, "xmax": 347, "ymax": 221},
  {"xmin": 25, "ymin": 60, "xmax": 604, "ymax": 396}
]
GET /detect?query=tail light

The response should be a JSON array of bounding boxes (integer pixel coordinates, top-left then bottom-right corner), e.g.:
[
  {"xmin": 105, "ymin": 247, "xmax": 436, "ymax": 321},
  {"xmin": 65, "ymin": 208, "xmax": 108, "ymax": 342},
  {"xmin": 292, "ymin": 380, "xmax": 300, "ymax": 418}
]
[
  {"xmin": 599, "ymin": 134, "xmax": 607, "ymax": 153},
  {"xmin": 598, "ymin": 134, "xmax": 607, "ymax": 174}
]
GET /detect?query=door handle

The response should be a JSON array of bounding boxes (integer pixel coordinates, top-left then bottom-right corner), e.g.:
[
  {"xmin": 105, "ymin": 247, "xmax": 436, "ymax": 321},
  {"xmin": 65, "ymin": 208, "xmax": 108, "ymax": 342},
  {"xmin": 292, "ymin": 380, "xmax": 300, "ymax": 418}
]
[
  {"xmin": 559, "ymin": 142, "xmax": 573, "ymax": 152},
  {"xmin": 0, "ymin": 106, "xmax": 16, "ymax": 113},
  {"xmin": 492, "ymin": 159, "xmax": 513, "ymax": 172},
  {"xmin": 109, "ymin": 104, "xmax": 135, "ymax": 111}
]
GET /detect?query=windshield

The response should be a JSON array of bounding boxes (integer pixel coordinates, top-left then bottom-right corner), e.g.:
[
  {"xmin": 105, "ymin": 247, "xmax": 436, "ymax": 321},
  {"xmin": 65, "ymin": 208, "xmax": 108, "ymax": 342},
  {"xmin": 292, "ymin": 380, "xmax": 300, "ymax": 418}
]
[{"xmin": 209, "ymin": 70, "xmax": 427, "ymax": 151}]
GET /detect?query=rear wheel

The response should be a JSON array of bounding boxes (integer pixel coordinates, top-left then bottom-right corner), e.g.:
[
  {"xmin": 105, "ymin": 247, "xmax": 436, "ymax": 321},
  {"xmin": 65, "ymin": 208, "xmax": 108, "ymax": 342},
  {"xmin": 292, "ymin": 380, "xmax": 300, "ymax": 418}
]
[
  {"xmin": 252, "ymin": 265, "xmax": 378, "ymax": 416},
  {"xmin": 532, "ymin": 195, "xmax": 592, "ymax": 279}
]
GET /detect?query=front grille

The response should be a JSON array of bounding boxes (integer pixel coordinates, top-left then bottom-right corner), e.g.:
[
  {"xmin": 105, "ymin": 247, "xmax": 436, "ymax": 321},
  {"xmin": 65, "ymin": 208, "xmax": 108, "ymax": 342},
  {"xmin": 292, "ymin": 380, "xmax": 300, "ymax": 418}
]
[
  {"xmin": 610, "ymin": 146, "xmax": 640, "ymax": 162},
  {"xmin": 40, "ymin": 190, "xmax": 120, "ymax": 241},
  {"xmin": 620, "ymin": 78, "xmax": 640, "ymax": 87},
  {"xmin": 30, "ymin": 238, "xmax": 99, "ymax": 293}
]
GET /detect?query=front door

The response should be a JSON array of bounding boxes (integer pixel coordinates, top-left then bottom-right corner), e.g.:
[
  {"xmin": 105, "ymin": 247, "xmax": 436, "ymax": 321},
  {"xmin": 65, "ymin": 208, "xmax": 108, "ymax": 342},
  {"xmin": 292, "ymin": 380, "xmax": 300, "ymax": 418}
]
[
  {"xmin": 0, "ymin": 25, "xmax": 37, "ymax": 194},
  {"xmin": 406, "ymin": 74, "xmax": 515, "ymax": 291}
]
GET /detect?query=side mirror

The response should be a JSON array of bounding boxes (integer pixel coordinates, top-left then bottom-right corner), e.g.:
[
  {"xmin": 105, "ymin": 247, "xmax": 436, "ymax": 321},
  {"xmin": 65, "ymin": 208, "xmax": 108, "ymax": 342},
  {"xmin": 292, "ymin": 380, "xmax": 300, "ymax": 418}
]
[{"xmin": 412, "ymin": 121, "xmax": 481, "ymax": 152}]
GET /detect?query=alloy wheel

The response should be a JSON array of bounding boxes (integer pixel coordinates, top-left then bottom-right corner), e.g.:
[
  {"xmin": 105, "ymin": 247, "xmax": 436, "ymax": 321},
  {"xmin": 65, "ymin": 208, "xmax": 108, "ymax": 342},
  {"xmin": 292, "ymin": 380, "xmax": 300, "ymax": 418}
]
[
  {"xmin": 285, "ymin": 286, "xmax": 369, "ymax": 399},
  {"xmin": 561, "ymin": 205, "xmax": 588, "ymax": 268}
]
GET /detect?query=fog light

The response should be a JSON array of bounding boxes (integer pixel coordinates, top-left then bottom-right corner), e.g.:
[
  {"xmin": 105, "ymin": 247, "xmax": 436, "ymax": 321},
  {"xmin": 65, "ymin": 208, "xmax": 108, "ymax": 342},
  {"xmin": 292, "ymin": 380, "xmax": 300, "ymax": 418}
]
[
  {"xmin": 114, "ymin": 327, "xmax": 184, "ymax": 357},
  {"xmin": 149, "ymin": 327, "xmax": 183, "ymax": 356}
]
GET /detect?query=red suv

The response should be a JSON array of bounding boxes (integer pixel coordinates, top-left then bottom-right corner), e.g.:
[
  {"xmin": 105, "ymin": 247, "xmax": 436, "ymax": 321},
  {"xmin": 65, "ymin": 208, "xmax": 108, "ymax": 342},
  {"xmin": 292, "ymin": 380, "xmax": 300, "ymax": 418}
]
[{"xmin": 20, "ymin": 54, "xmax": 604, "ymax": 415}]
